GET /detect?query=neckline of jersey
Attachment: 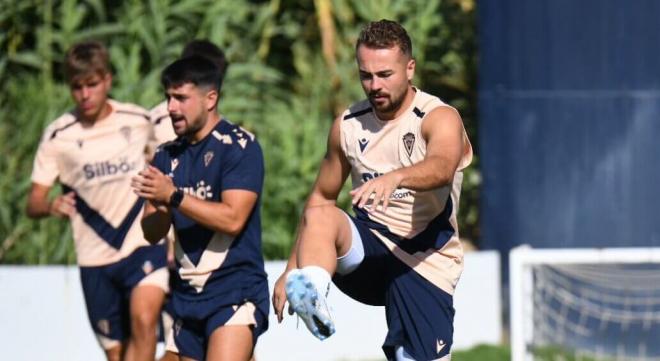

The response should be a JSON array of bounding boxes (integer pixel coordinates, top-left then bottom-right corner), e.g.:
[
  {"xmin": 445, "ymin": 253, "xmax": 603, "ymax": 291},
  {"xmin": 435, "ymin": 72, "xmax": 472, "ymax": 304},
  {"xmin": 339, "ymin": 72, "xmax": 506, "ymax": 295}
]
[
  {"xmin": 78, "ymin": 99, "xmax": 117, "ymax": 127},
  {"xmin": 182, "ymin": 118, "xmax": 225, "ymax": 147}
]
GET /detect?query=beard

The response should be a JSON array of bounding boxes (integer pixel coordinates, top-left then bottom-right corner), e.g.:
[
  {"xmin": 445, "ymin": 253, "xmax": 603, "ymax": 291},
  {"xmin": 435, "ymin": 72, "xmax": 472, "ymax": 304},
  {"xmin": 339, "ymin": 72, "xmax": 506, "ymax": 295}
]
[
  {"xmin": 171, "ymin": 113, "xmax": 205, "ymax": 138},
  {"xmin": 368, "ymin": 89, "xmax": 406, "ymax": 116}
]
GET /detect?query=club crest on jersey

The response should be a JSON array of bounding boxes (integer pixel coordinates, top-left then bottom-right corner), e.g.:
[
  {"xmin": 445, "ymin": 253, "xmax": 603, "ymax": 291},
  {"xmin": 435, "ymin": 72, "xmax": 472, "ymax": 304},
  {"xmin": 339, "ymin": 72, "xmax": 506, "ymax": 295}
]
[
  {"xmin": 358, "ymin": 138, "xmax": 369, "ymax": 153},
  {"xmin": 204, "ymin": 151, "xmax": 214, "ymax": 167},
  {"xmin": 120, "ymin": 126, "xmax": 131, "ymax": 143},
  {"xmin": 171, "ymin": 158, "xmax": 179, "ymax": 172},
  {"xmin": 403, "ymin": 132, "xmax": 415, "ymax": 156}
]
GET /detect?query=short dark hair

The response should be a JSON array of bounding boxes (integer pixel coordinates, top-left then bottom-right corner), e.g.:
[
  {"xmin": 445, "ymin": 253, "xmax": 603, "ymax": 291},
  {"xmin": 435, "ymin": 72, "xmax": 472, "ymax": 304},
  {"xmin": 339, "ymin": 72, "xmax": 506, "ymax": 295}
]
[
  {"xmin": 161, "ymin": 55, "xmax": 221, "ymax": 92},
  {"xmin": 182, "ymin": 40, "xmax": 228, "ymax": 75},
  {"xmin": 356, "ymin": 19, "xmax": 412, "ymax": 57},
  {"xmin": 64, "ymin": 40, "xmax": 111, "ymax": 81}
]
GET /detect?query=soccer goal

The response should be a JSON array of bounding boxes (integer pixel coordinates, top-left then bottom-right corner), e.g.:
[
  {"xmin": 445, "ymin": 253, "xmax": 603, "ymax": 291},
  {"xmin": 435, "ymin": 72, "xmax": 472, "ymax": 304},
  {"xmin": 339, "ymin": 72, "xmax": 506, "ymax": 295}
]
[{"xmin": 510, "ymin": 245, "xmax": 660, "ymax": 361}]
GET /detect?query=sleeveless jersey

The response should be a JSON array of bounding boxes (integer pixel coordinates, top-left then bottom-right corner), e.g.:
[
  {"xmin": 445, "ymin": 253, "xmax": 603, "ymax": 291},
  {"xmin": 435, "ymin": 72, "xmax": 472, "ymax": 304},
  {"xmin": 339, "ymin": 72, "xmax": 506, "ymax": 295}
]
[
  {"xmin": 31, "ymin": 99, "xmax": 153, "ymax": 267},
  {"xmin": 151, "ymin": 119, "xmax": 267, "ymax": 301},
  {"xmin": 340, "ymin": 88, "xmax": 473, "ymax": 295}
]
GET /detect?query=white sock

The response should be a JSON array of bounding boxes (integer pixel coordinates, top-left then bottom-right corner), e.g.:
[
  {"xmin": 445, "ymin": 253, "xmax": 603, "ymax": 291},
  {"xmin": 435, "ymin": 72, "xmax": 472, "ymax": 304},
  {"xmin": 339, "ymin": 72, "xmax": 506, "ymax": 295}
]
[
  {"xmin": 395, "ymin": 346, "xmax": 417, "ymax": 361},
  {"xmin": 300, "ymin": 265, "xmax": 332, "ymax": 296}
]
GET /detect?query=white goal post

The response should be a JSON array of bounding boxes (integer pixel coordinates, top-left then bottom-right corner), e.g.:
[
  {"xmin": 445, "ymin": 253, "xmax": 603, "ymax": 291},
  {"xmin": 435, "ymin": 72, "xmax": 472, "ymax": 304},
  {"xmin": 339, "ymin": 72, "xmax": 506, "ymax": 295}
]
[{"xmin": 510, "ymin": 245, "xmax": 660, "ymax": 361}]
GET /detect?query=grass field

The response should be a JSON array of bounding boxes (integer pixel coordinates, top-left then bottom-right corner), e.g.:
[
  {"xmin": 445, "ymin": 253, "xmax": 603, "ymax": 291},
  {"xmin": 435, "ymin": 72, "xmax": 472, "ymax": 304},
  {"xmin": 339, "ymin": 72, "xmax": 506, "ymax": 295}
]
[
  {"xmin": 453, "ymin": 344, "xmax": 511, "ymax": 361},
  {"xmin": 451, "ymin": 344, "xmax": 607, "ymax": 361}
]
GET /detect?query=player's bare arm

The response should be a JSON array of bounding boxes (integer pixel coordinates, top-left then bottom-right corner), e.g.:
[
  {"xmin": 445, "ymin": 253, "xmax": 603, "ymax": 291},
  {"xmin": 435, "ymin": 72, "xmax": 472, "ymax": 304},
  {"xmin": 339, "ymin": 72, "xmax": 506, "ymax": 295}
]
[
  {"xmin": 272, "ymin": 115, "xmax": 351, "ymax": 322},
  {"xmin": 350, "ymin": 106, "xmax": 465, "ymax": 211},
  {"xmin": 26, "ymin": 182, "xmax": 76, "ymax": 219},
  {"xmin": 306, "ymin": 116, "xmax": 352, "ymax": 209},
  {"xmin": 133, "ymin": 165, "xmax": 257, "ymax": 237},
  {"xmin": 176, "ymin": 188, "xmax": 257, "ymax": 237}
]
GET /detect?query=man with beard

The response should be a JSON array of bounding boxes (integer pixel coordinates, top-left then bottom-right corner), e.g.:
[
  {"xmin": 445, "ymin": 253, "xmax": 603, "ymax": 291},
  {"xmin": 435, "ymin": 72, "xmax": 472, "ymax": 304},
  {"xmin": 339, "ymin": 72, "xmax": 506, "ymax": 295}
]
[
  {"xmin": 132, "ymin": 56, "xmax": 269, "ymax": 361},
  {"xmin": 146, "ymin": 40, "xmax": 228, "ymax": 361},
  {"xmin": 148, "ymin": 40, "xmax": 228, "ymax": 156},
  {"xmin": 271, "ymin": 19, "xmax": 473, "ymax": 361}
]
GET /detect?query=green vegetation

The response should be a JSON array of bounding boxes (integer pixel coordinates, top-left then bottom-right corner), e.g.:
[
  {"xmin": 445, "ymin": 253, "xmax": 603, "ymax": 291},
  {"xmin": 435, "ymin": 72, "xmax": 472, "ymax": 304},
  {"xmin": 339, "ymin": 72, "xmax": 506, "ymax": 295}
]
[
  {"xmin": 450, "ymin": 344, "xmax": 610, "ymax": 361},
  {"xmin": 0, "ymin": 0, "xmax": 478, "ymax": 263},
  {"xmin": 532, "ymin": 345, "xmax": 608, "ymax": 361},
  {"xmin": 453, "ymin": 344, "xmax": 511, "ymax": 361}
]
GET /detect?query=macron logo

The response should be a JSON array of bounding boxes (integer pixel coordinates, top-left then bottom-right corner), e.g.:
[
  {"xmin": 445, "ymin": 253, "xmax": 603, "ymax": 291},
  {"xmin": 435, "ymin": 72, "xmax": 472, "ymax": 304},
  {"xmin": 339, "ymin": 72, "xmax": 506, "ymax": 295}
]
[
  {"xmin": 436, "ymin": 339, "xmax": 446, "ymax": 354},
  {"xmin": 358, "ymin": 138, "xmax": 369, "ymax": 152}
]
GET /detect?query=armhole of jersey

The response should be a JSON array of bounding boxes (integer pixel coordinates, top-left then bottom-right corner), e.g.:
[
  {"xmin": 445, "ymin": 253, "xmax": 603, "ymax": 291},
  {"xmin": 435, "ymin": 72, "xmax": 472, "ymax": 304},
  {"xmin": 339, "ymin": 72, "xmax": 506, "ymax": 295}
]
[
  {"xmin": 418, "ymin": 103, "xmax": 458, "ymax": 148},
  {"xmin": 458, "ymin": 129, "xmax": 474, "ymax": 171},
  {"xmin": 421, "ymin": 102, "xmax": 474, "ymax": 172},
  {"xmin": 339, "ymin": 118, "xmax": 349, "ymax": 158}
]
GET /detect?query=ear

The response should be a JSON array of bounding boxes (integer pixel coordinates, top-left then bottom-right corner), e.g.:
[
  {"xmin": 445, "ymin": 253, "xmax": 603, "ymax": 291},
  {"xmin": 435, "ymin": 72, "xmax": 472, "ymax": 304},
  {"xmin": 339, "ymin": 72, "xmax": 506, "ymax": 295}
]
[
  {"xmin": 205, "ymin": 89, "xmax": 219, "ymax": 111},
  {"xmin": 406, "ymin": 58, "xmax": 416, "ymax": 82},
  {"xmin": 103, "ymin": 72, "xmax": 113, "ymax": 89}
]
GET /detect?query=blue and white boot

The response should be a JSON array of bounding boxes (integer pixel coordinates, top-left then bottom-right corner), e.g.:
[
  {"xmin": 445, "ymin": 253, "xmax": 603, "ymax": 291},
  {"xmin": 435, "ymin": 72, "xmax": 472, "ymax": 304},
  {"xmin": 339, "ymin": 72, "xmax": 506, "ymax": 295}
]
[{"xmin": 285, "ymin": 268, "xmax": 336, "ymax": 340}]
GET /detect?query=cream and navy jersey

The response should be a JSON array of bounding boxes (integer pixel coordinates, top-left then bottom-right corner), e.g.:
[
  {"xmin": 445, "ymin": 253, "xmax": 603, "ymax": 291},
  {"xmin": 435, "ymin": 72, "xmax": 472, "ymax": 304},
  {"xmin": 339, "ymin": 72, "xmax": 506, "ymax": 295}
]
[
  {"xmin": 151, "ymin": 119, "xmax": 267, "ymax": 301},
  {"xmin": 148, "ymin": 101, "xmax": 176, "ymax": 155},
  {"xmin": 31, "ymin": 99, "xmax": 153, "ymax": 267},
  {"xmin": 340, "ymin": 88, "xmax": 473, "ymax": 296}
]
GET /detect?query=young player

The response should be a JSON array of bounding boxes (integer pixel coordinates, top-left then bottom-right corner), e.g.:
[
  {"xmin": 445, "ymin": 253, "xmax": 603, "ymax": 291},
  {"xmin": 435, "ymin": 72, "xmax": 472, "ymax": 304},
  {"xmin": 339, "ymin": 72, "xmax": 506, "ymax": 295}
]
[{"xmin": 26, "ymin": 40, "xmax": 168, "ymax": 361}]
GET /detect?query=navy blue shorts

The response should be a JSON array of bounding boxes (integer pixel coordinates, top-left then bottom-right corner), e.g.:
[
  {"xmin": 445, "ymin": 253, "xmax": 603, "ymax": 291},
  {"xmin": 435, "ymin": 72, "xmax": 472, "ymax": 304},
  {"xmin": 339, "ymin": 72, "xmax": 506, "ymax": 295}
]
[
  {"xmin": 333, "ymin": 215, "xmax": 455, "ymax": 361},
  {"xmin": 172, "ymin": 280, "xmax": 269, "ymax": 360},
  {"xmin": 79, "ymin": 244, "xmax": 168, "ymax": 347}
]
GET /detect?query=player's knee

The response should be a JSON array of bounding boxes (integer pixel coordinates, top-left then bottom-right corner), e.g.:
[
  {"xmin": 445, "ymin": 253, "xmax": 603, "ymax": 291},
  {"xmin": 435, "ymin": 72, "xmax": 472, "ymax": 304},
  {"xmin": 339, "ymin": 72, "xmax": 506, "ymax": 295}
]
[{"xmin": 131, "ymin": 311, "xmax": 159, "ymax": 335}]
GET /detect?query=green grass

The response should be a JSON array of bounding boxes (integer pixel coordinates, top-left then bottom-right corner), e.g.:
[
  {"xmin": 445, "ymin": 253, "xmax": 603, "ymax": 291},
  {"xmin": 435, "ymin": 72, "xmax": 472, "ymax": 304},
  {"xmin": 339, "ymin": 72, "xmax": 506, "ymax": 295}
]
[
  {"xmin": 451, "ymin": 344, "xmax": 607, "ymax": 361},
  {"xmin": 453, "ymin": 344, "xmax": 511, "ymax": 361},
  {"xmin": 531, "ymin": 345, "xmax": 607, "ymax": 361}
]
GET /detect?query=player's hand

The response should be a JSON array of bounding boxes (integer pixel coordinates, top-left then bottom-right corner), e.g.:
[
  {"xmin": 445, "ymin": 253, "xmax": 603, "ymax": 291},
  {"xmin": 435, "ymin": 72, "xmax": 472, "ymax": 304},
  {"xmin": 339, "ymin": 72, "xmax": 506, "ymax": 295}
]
[
  {"xmin": 49, "ymin": 192, "xmax": 76, "ymax": 218},
  {"xmin": 131, "ymin": 166, "xmax": 176, "ymax": 204},
  {"xmin": 350, "ymin": 171, "xmax": 403, "ymax": 212},
  {"xmin": 272, "ymin": 270, "xmax": 294, "ymax": 323}
]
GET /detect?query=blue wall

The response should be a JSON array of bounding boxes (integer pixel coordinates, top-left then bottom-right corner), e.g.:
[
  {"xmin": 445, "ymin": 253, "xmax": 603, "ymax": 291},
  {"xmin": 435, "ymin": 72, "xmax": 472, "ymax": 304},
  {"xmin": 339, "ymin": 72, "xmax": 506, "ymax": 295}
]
[{"xmin": 478, "ymin": 0, "xmax": 660, "ymax": 253}]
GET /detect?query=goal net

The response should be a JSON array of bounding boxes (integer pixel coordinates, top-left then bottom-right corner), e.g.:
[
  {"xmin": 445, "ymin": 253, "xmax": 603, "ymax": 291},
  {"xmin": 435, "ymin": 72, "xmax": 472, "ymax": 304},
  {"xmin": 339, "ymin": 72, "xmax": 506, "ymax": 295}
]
[{"xmin": 510, "ymin": 246, "xmax": 660, "ymax": 361}]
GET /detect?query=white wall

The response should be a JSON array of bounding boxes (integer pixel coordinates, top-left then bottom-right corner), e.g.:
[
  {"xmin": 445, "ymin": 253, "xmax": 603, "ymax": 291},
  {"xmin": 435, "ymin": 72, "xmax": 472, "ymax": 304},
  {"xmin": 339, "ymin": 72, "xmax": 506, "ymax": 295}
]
[{"xmin": 0, "ymin": 251, "xmax": 500, "ymax": 361}]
